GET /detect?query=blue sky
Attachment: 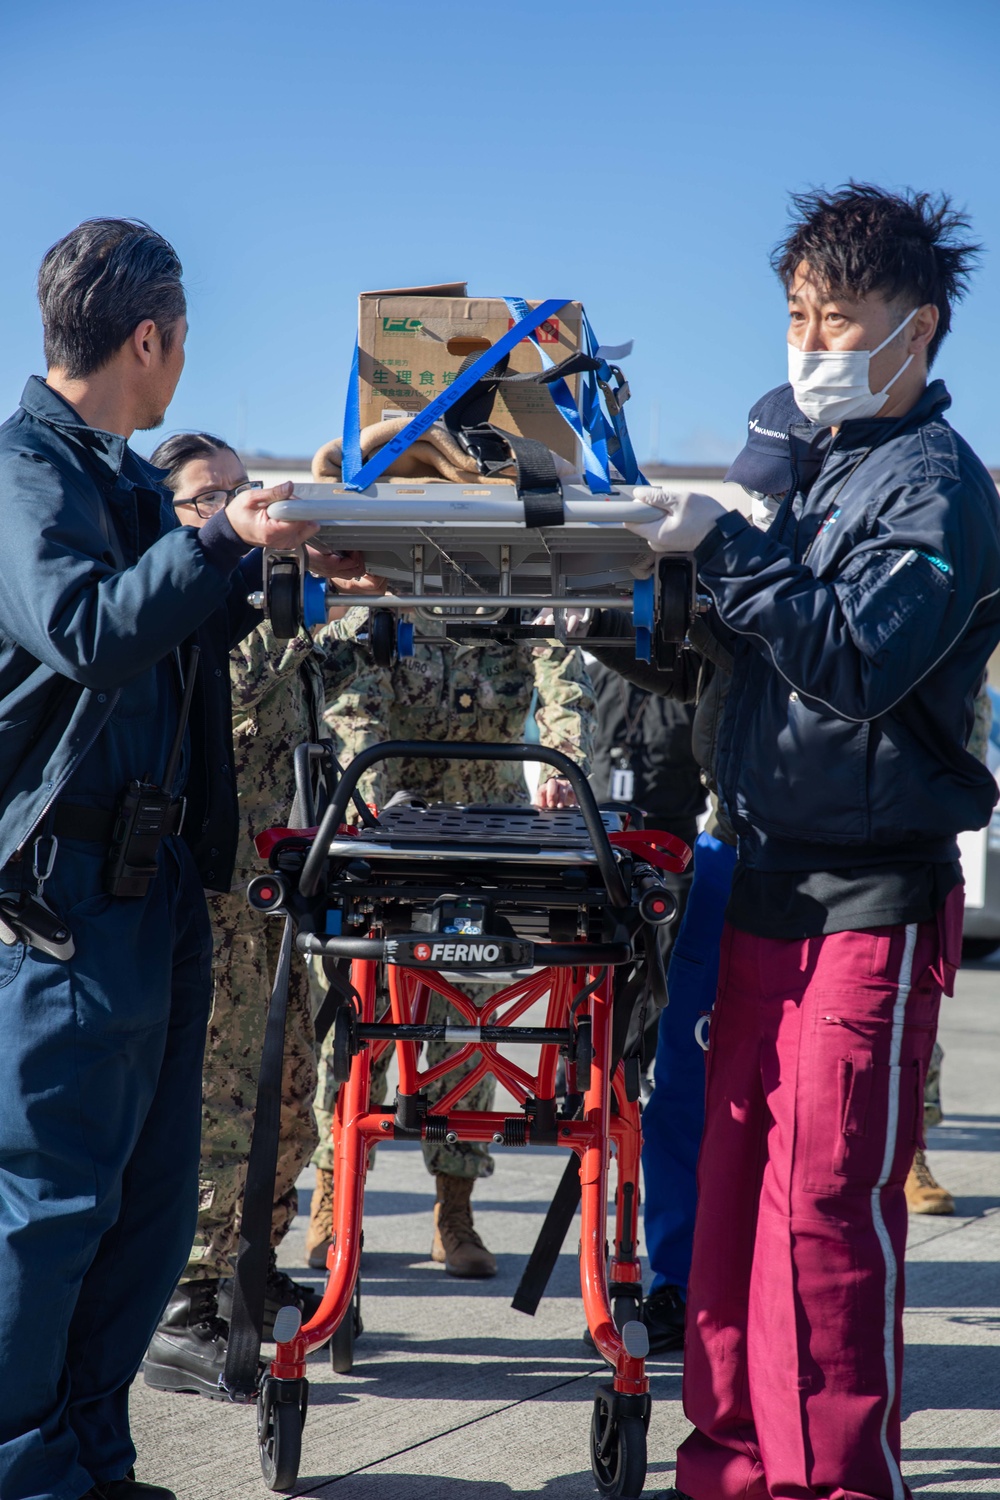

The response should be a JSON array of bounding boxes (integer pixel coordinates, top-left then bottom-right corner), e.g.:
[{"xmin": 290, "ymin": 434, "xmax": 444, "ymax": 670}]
[{"xmin": 2, "ymin": 0, "xmax": 998, "ymax": 464}]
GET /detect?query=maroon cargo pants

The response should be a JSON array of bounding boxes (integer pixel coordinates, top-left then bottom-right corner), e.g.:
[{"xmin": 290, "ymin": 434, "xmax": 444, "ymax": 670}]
[{"xmin": 676, "ymin": 886, "xmax": 963, "ymax": 1500}]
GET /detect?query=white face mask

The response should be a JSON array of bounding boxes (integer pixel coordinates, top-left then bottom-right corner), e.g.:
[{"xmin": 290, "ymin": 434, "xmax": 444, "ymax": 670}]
[
  {"xmin": 787, "ymin": 307, "xmax": 918, "ymax": 426},
  {"xmin": 745, "ymin": 489, "xmax": 782, "ymax": 529}
]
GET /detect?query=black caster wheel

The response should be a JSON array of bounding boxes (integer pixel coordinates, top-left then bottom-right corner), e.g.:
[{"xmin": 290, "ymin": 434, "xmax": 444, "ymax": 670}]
[
  {"xmin": 330, "ymin": 1277, "xmax": 363, "ymax": 1374},
  {"xmin": 590, "ymin": 1390, "xmax": 647, "ymax": 1498},
  {"xmin": 656, "ymin": 556, "xmax": 692, "ymax": 644},
  {"xmin": 332, "ymin": 1004, "xmax": 357, "ymax": 1085},
  {"xmin": 269, "ymin": 561, "xmax": 302, "ymax": 641},
  {"xmin": 257, "ymin": 1376, "xmax": 308, "ymax": 1492},
  {"xmin": 369, "ymin": 608, "xmax": 396, "ymax": 667}
]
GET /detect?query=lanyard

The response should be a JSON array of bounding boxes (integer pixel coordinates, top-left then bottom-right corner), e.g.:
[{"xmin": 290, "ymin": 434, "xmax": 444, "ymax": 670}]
[{"xmin": 618, "ymin": 679, "xmax": 652, "ymax": 747}]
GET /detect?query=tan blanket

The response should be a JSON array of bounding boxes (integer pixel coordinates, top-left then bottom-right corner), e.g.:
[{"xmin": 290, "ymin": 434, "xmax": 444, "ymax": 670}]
[{"xmin": 312, "ymin": 418, "xmax": 513, "ymax": 484}]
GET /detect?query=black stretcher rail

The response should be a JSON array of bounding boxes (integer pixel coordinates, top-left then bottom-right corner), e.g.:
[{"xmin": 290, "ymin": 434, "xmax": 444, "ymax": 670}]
[{"xmin": 297, "ymin": 740, "xmax": 630, "ymax": 908}]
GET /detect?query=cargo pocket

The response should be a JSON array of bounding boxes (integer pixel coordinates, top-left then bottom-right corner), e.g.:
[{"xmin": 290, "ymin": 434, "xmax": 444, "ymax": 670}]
[
  {"xmin": 804, "ymin": 1022, "xmax": 888, "ymax": 1194},
  {"xmin": 831, "ymin": 1049, "xmax": 879, "ymax": 1177},
  {"xmin": 821, "ymin": 1049, "xmax": 924, "ymax": 1189}
]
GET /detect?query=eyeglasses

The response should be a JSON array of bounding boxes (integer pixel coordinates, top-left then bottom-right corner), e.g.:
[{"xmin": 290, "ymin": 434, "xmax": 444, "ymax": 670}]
[{"xmin": 173, "ymin": 480, "xmax": 263, "ymax": 518}]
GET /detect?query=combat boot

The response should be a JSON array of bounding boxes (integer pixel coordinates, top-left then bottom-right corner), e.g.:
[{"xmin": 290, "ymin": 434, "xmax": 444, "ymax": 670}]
[
  {"xmin": 85, "ymin": 1472, "xmax": 177, "ymax": 1498},
  {"xmin": 142, "ymin": 1280, "xmax": 229, "ymax": 1400},
  {"xmin": 218, "ymin": 1247, "xmax": 323, "ymax": 1339},
  {"xmin": 905, "ymin": 1148, "xmax": 955, "ymax": 1214},
  {"xmin": 431, "ymin": 1173, "xmax": 497, "ymax": 1278},
  {"xmin": 305, "ymin": 1166, "xmax": 333, "ymax": 1269}
]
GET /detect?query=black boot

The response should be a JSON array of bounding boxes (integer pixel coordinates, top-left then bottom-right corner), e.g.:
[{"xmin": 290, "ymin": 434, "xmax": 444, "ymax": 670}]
[
  {"xmin": 218, "ymin": 1248, "xmax": 323, "ymax": 1340},
  {"xmin": 142, "ymin": 1280, "xmax": 229, "ymax": 1399},
  {"xmin": 640, "ymin": 1284, "xmax": 687, "ymax": 1353},
  {"xmin": 86, "ymin": 1474, "xmax": 177, "ymax": 1498}
]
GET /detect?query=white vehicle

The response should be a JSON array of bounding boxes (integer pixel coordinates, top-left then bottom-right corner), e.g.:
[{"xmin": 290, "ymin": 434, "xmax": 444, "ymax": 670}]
[{"xmin": 958, "ymin": 685, "xmax": 1000, "ymax": 959}]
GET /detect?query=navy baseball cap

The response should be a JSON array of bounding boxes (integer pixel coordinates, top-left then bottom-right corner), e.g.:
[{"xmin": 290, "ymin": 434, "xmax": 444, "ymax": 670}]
[{"xmin": 725, "ymin": 382, "xmax": 803, "ymax": 496}]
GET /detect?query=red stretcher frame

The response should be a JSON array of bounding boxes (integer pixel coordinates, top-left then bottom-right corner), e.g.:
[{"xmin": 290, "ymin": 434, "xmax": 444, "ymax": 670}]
[{"xmin": 267, "ymin": 956, "xmax": 648, "ymax": 1401}]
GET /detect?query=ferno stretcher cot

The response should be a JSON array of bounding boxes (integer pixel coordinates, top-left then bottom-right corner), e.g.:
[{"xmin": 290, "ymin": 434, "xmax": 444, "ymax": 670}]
[{"xmin": 222, "ymin": 739, "xmax": 690, "ymax": 1498}]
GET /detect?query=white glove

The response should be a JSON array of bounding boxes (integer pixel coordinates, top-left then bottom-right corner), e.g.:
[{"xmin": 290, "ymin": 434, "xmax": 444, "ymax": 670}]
[{"xmin": 625, "ymin": 487, "xmax": 725, "ymax": 553}]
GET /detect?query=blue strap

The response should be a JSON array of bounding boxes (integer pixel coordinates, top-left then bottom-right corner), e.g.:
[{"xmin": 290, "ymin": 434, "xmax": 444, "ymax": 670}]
[
  {"xmin": 342, "ymin": 298, "xmax": 569, "ymax": 491},
  {"xmin": 579, "ymin": 313, "xmax": 612, "ymax": 492},
  {"xmin": 581, "ymin": 310, "xmax": 647, "ymax": 487},
  {"xmin": 502, "ymin": 297, "xmax": 610, "ymax": 495},
  {"xmin": 341, "ymin": 337, "xmax": 363, "ymax": 482}
]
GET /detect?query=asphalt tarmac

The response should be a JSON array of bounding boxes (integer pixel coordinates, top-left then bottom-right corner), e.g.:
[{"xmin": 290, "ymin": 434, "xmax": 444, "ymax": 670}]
[{"xmin": 132, "ymin": 956, "xmax": 1000, "ymax": 1499}]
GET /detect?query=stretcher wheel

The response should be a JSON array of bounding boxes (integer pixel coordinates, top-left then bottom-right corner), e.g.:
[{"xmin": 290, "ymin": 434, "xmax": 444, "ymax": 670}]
[
  {"xmin": 657, "ymin": 557, "xmax": 692, "ymax": 644},
  {"xmin": 590, "ymin": 1392, "xmax": 647, "ymax": 1498},
  {"xmin": 330, "ymin": 1277, "xmax": 363, "ymax": 1374},
  {"xmin": 332, "ymin": 1004, "xmax": 357, "ymax": 1085},
  {"xmin": 257, "ymin": 1375, "xmax": 307, "ymax": 1491},
  {"xmin": 369, "ymin": 608, "xmax": 396, "ymax": 667},
  {"xmin": 269, "ymin": 561, "xmax": 302, "ymax": 642}
]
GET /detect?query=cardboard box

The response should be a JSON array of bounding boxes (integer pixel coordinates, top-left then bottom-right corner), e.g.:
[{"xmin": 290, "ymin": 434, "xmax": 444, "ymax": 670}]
[{"xmin": 357, "ymin": 284, "xmax": 583, "ymax": 464}]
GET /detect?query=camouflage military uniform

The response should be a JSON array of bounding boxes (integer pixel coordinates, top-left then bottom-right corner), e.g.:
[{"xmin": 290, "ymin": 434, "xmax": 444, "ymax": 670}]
[
  {"xmin": 313, "ymin": 613, "xmax": 595, "ymax": 1178},
  {"xmin": 316, "ymin": 610, "xmax": 388, "ymax": 806},
  {"xmin": 184, "ymin": 623, "xmax": 325, "ymax": 1281}
]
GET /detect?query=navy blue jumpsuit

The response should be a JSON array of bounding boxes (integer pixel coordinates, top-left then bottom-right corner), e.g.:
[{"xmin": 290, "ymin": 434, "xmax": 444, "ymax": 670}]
[{"xmin": 0, "ymin": 378, "xmax": 261, "ymax": 1499}]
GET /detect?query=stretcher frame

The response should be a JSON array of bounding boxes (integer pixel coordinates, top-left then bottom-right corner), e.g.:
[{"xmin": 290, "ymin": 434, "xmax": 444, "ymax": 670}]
[
  {"xmin": 236, "ymin": 741, "xmax": 690, "ymax": 1498},
  {"xmin": 259, "ymin": 481, "xmax": 698, "ymax": 661}
]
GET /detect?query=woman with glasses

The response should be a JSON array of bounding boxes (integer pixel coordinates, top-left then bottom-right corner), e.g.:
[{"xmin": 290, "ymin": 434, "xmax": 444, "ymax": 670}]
[
  {"xmin": 174, "ymin": 478, "xmax": 264, "ymax": 518},
  {"xmin": 142, "ymin": 432, "xmax": 331, "ymax": 1399}
]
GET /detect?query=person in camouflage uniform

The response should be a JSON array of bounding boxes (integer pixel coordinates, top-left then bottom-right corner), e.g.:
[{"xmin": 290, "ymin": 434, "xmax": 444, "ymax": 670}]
[
  {"xmin": 307, "ymin": 607, "xmax": 595, "ymax": 1276},
  {"xmin": 188, "ymin": 619, "xmax": 323, "ymax": 1280},
  {"xmin": 142, "ymin": 435, "xmax": 352, "ymax": 1399}
]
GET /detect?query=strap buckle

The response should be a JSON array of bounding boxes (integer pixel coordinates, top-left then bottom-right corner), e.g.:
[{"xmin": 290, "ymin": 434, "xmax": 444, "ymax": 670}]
[
  {"xmin": 598, "ymin": 367, "xmax": 631, "ymax": 417},
  {"xmin": 455, "ymin": 425, "xmax": 514, "ymax": 477}
]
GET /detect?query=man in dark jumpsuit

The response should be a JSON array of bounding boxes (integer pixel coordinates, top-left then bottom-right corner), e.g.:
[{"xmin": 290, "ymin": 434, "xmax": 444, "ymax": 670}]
[{"xmin": 0, "ymin": 219, "xmax": 343, "ymax": 1500}]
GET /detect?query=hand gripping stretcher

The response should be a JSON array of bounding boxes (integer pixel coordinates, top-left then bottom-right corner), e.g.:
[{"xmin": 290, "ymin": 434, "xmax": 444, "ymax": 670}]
[{"xmin": 221, "ymin": 740, "xmax": 691, "ymax": 1497}]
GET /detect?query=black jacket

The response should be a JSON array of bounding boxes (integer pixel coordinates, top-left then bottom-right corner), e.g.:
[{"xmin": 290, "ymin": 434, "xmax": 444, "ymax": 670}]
[
  {"xmin": 697, "ymin": 381, "xmax": 1000, "ymax": 869},
  {"xmin": 0, "ymin": 377, "xmax": 261, "ymax": 889},
  {"xmin": 586, "ymin": 654, "xmax": 705, "ymax": 840},
  {"xmin": 586, "ymin": 613, "xmax": 732, "ymax": 779}
]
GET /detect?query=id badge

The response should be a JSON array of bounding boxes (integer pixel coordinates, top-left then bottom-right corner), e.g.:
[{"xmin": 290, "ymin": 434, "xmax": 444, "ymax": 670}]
[{"xmin": 611, "ymin": 766, "xmax": 635, "ymax": 802}]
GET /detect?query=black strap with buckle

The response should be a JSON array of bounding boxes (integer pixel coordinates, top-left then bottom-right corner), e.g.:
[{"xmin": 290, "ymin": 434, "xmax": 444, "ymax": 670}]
[{"xmin": 51, "ymin": 800, "xmax": 185, "ymax": 845}]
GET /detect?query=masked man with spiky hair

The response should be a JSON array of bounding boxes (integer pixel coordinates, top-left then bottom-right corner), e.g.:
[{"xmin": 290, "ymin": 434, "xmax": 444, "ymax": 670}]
[{"xmin": 628, "ymin": 186, "xmax": 1000, "ymax": 1500}]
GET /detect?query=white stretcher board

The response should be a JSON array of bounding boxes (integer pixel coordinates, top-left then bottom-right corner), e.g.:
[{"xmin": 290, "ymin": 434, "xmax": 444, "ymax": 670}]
[{"xmin": 268, "ymin": 481, "xmax": 655, "ymax": 596}]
